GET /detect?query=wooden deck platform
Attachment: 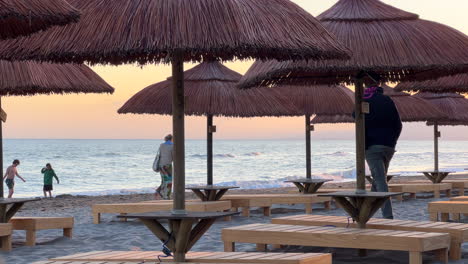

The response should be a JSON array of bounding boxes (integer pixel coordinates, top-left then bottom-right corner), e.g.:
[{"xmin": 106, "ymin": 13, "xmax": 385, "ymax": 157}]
[{"xmin": 50, "ymin": 250, "xmax": 331, "ymax": 264}]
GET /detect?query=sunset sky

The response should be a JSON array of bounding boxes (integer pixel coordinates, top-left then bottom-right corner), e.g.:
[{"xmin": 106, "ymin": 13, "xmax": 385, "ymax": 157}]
[{"xmin": 3, "ymin": 0, "xmax": 468, "ymax": 140}]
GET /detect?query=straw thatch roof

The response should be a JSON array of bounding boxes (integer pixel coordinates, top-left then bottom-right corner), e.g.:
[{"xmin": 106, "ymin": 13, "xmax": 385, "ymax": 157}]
[
  {"xmin": 414, "ymin": 92, "xmax": 468, "ymax": 123},
  {"xmin": 0, "ymin": 60, "xmax": 114, "ymax": 96},
  {"xmin": 312, "ymin": 85, "xmax": 448, "ymax": 124},
  {"xmin": 311, "ymin": 114, "xmax": 353, "ymax": 124},
  {"xmin": 118, "ymin": 62, "xmax": 299, "ymax": 117},
  {"xmin": 396, "ymin": 74, "xmax": 468, "ymax": 93},
  {"xmin": 0, "ymin": 0, "xmax": 350, "ymax": 65},
  {"xmin": 0, "ymin": 0, "xmax": 79, "ymax": 39},
  {"xmin": 239, "ymin": 0, "xmax": 468, "ymax": 88},
  {"xmin": 272, "ymin": 84, "xmax": 354, "ymax": 116}
]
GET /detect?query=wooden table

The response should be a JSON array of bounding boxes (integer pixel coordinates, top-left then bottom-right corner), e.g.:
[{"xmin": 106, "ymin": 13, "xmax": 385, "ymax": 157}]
[
  {"xmin": 284, "ymin": 178, "xmax": 332, "ymax": 194},
  {"xmin": 365, "ymin": 174, "xmax": 399, "ymax": 185},
  {"xmin": 319, "ymin": 191, "xmax": 402, "ymax": 257},
  {"xmin": 319, "ymin": 191, "xmax": 402, "ymax": 228},
  {"xmin": 186, "ymin": 185, "xmax": 239, "ymax": 201},
  {"xmin": 419, "ymin": 171, "xmax": 452, "ymax": 183},
  {"xmin": 0, "ymin": 198, "xmax": 40, "ymax": 223},
  {"xmin": 121, "ymin": 211, "xmax": 239, "ymax": 261}
]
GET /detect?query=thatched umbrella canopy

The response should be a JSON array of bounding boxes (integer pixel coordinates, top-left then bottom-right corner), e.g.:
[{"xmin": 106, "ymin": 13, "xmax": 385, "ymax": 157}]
[
  {"xmin": 0, "ymin": 0, "xmax": 352, "ymax": 260},
  {"xmin": 0, "ymin": 60, "xmax": 113, "ymax": 197},
  {"xmin": 239, "ymin": 0, "xmax": 468, "ymax": 196},
  {"xmin": 119, "ymin": 62, "xmax": 300, "ymax": 185},
  {"xmin": 412, "ymin": 92, "xmax": 468, "ymax": 171},
  {"xmin": 0, "ymin": 0, "xmax": 80, "ymax": 39},
  {"xmin": 396, "ymin": 74, "xmax": 468, "ymax": 93},
  {"xmin": 0, "ymin": 0, "xmax": 350, "ymax": 64},
  {"xmin": 313, "ymin": 85, "xmax": 449, "ymax": 124},
  {"xmin": 0, "ymin": 61, "xmax": 114, "ymax": 95}
]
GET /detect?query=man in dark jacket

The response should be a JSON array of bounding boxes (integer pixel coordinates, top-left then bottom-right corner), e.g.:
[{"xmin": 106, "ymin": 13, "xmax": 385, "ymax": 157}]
[{"xmin": 363, "ymin": 79, "xmax": 402, "ymax": 219}]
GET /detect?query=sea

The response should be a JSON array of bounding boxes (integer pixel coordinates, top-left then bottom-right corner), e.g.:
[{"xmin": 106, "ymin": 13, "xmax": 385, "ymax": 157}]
[{"xmin": 3, "ymin": 139, "xmax": 468, "ymax": 198}]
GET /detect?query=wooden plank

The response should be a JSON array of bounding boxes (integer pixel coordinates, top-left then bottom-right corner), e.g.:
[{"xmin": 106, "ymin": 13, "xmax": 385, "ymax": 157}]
[{"xmin": 223, "ymin": 224, "xmax": 450, "ymax": 252}]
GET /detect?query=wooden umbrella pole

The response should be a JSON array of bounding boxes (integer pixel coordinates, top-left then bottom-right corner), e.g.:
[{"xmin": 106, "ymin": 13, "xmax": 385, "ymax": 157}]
[
  {"xmin": 355, "ymin": 78, "xmax": 366, "ymax": 193},
  {"xmin": 171, "ymin": 52, "xmax": 186, "ymax": 215},
  {"xmin": 207, "ymin": 115, "xmax": 213, "ymax": 185},
  {"xmin": 434, "ymin": 121, "xmax": 439, "ymax": 171},
  {"xmin": 0, "ymin": 97, "xmax": 3, "ymax": 198},
  {"xmin": 305, "ymin": 115, "xmax": 312, "ymax": 179}
]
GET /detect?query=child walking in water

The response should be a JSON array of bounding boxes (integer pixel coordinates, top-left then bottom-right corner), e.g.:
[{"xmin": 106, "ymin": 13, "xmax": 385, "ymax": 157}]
[
  {"xmin": 41, "ymin": 163, "xmax": 59, "ymax": 198},
  {"xmin": 3, "ymin": 160, "xmax": 26, "ymax": 198}
]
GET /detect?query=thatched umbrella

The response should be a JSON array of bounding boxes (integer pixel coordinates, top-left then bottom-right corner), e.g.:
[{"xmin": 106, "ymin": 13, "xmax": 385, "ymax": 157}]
[
  {"xmin": 410, "ymin": 92, "xmax": 468, "ymax": 172},
  {"xmin": 119, "ymin": 61, "xmax": 300, "ymax": 186},
  {"xmin": 0, "ymin": 0, "xmax": 80, "ymax": 39},
  {"xmin": 396, "ymin": 74, "xmax": 468, "ymax": 94},
  {"xmin": 0, "ymin": 60, "xmax": 114, "ymax": 197},
  {"xmin": 239, "ymin": 0, "xmax": 468, "ymax": 196},
  {"xmin": 312, "ymin": 85, "xmax": 449, "ymax": 124},
  {"xmin": 0, "ymin": 0, "xmax": 352, "ymax": 261}
]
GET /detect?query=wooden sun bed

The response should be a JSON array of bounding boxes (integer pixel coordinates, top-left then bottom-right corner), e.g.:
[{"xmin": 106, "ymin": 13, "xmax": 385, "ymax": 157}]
[
  {"xmin": 388, "ymin": 183, "xmax": 452, "ymax": 200},
  {"xmin": 10, "ymin": 217, "xmax": 73, "ymax": 246},
  {"xmin": 451, "ymin": 196, "xmax": 468, "ymax": 201},
  {"xmin": 222, "ymin": 223, "xmax": 450, "ymax": 264},
  {"xmin": 50, "ymin": 250, "xmax": 331, "ymax": 264},
  {"xmin": 35, "ymin": 262, "xmax": 305, "ymax": 264},
  {"xmin": 0, "ymin": 223, "xmax": 12, "ymax": 251},
  {"xmin": 221, "ymin": 194, "xmax": 331, "ymax": 217},
  {"xmin": 411, "ymin": 180, "xmax": 468, "ymax": 195},
  {"xmin": 428, "ymin": 201, "xmax": 468, "ymax": 222},
  {"xmin": 92, "ymin": 201, "xmax": 231, "ymax": 224},
  {"xmin": 271, "ymin": 214, "xmax": 468, "ymax": 260}
]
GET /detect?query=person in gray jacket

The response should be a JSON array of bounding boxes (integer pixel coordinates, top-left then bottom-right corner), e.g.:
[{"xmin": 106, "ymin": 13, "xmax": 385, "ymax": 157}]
[{"xmin": 155, "ymin": 134, "xmax": 174, "ymax": 200}]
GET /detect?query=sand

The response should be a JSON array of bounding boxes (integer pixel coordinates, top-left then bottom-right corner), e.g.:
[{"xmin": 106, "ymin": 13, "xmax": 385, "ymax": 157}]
[{"xmin": 2, "ymin": 175, "xmax": 468, "ymax": 264}]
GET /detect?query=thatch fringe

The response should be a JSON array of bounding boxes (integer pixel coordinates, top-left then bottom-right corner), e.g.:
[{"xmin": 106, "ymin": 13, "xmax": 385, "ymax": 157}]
[
  {"xmin": 267, "ymin": 84, "xmax": 354, "ymax": 115},
  {"xmin": 312, "ymin": 85, "xmax": 449, "ymax": 124},
  {"xmin": 239, "ymin": 0, "xmax": 468, "ymax": 88},
  {"xmin": 0, "ymin": 0, "xmax": 80, "ymax": 39},
  {"xmin": 119, "ymin": 62, "xmax": 299, "ymax": 117},
  {"xmin": 0, "ymin": 60, "xmax": 114, "ymax": 96},
  {"xmin": 414, "ymin": 92, "xmax": 468, "ymax": 123},
  {"xmin": 396, "ymin": 74, "xmax": 468, "ymax": 93},
  {"xmin": 0, "ymin": 0, "xmax": 350, "ymax": 65}
]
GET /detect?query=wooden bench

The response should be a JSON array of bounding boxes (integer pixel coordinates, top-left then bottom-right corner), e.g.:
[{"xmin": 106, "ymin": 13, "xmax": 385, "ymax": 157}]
[
  {"xmin": 10, "ymin": 217, "xmax": 73, "ymax": 246},
  {"xmin": 222, "ymin": 224, "xmax": 450, "ymax": 264},
  {"xmin": 92, "ymin": 200, "xmax": 231, "ymax": 224},
  {"xmin": 0, "ymin": 223, "xmax": 12, "ymax": 251},
  {"xmin": 428, "ymin": 201, "xmax": 468, "ymax": 223},
  {"xmin": 35, "ymin": 262, "xmax": 267, "ymax": 264},
  {"xmin": 411, "ymin": 180, "xmax": 468, "ymax": 195},
  {"xmin": 50, "ymin": 250, "xmax": 331, "ymax": 264},
  {"xmin": 388, "ymin": 183, "xmax": 452, "ymax": 200},
  {"xmin": 222, "ymin": 194, "xmax": 331, "ymax": 217},
  {"xmin": 451, "ymin": 196, "xmax": 468, "ymax": 201},
  {"xmin": 272, "ymin": 214, "xmax": 468, "ymax": 260}
]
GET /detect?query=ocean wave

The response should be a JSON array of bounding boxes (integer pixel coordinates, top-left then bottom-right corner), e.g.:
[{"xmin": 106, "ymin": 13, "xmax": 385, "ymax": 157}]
[
  {"xmin": 92, "ymin": 152, "xmax": 122, "ymax": 157},
  {"xmin": 325, "ymin": 151, "xmax": 349, "ymax": 156},
  {"xmin": 190, "ymin": 153, "xmax": 236, "ymax": 158},
  {"xmin": 244, "ymin": 152, "xmax": 262, "ymax": 156}
]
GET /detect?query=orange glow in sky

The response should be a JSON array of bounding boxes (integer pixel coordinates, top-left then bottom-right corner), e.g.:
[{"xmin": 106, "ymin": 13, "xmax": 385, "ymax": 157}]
[{"xmin": 3, "ymin": 0, "xmax": 468, "ymax": 140}]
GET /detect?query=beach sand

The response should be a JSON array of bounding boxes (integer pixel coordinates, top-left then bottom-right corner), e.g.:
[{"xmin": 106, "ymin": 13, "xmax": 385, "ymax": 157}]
[{"xmin": 2, "ymin": 175, "xmax": 468, "ymax": 264}]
